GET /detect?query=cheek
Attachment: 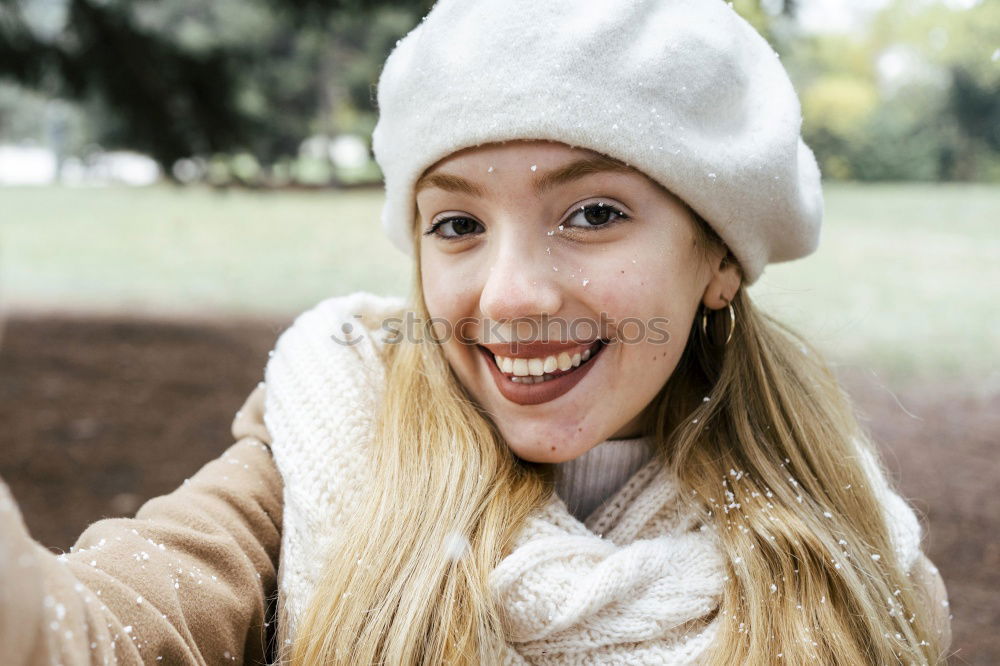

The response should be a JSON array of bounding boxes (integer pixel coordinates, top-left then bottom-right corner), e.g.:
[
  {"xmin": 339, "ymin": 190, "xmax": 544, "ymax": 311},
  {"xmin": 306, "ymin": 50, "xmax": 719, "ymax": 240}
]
[
  {"xmin": 582, "ymin": 251, "xmax": 696, "ymax": 376},
  {"xmin": 582, "ymin": 254, "xmax": 673, "ymax": 323},
  {"xmin": 419, "ymin": 257, "xmax": 482, "ymax": 371},
  {"xmin": 420, "ymin": 256, "xmax": 474, "ymax": 320}
]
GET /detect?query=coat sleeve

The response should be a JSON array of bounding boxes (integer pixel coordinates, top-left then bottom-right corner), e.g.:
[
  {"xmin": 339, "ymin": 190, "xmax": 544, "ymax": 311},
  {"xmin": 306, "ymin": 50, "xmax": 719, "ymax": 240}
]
[{"xmin": 0, "ymin": 383, "xmax": 282, "ymax": 665}]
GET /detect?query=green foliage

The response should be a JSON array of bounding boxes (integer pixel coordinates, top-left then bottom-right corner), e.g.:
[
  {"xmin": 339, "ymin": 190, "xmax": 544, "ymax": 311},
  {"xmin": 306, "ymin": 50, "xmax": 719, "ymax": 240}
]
[
  {"xmin": 800, "ymin": 75, "xmax": 879, "ymax": 180},
  {"xmin": 1, "ymin": 0, "xmax": 254, "ymax": 168},
  {"xmin": 1, "ymin": 0, "xmax": 995, "ymax": 183},
  {"xmin": 0, "ymin": 0, "xmax": 425, "ymax": 179},
  {"xmin": 848, "ymin": 84, "xmax": 960, "ymax": 181},
  {"xmin": 792, "ymin": 0, "xmax": 999, "ymax": 181},
  {"xmin": 803, "ymin": 75, "xmax": 880, "ymax": 138}
]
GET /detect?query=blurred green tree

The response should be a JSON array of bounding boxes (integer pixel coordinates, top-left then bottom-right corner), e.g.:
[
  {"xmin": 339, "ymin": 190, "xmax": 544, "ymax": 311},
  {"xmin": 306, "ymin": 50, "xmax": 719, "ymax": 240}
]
[
  {"xmin": 8, "ymin": 0, "xmax": 994, "ymax": 183},
  {"xmin": 872, "ymin": 0, "xmax": 1000, "ymax": 179},
  {"xmin": 791, "ymin": 0, "xmax": 999, "ymax": 181},
  {"xmin": 0, "ymin": 0, "xmax": 798, "ymax": 183},
  {"xmin": 0, "ymin": 0, "xmax": 431, "ymax": 180}
]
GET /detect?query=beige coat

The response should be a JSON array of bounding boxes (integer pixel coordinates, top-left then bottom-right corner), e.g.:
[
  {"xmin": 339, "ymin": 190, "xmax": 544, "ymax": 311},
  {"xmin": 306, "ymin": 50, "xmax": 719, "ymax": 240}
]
[
  {"xmin": 0, "ymin": 384, "xmax": 952, "ymax": 664},
  {"xmin": 1, "ymin": 384, "xmax": 279, "ymax": 665}
]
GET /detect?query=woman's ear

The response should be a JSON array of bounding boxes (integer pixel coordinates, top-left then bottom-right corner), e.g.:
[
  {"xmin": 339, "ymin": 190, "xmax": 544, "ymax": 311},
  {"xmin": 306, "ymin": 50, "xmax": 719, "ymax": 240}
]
[{"xmin": 702, "ymin": 250, "xmax": 742, "ymax": 309}]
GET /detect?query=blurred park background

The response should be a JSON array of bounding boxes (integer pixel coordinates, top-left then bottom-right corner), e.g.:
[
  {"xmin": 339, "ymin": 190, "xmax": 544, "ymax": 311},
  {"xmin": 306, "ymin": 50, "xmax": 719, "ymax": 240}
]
[{"xmin": 0, "ymin": 0, "xmax": 997, "ymax": 662}]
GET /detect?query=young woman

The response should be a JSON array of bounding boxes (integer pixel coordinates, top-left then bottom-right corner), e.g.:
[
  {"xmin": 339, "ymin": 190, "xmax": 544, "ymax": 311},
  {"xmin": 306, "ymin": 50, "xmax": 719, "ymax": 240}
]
[{"xmin": 0, "ymin": 0, "xmax": 952, "ymax": 664}]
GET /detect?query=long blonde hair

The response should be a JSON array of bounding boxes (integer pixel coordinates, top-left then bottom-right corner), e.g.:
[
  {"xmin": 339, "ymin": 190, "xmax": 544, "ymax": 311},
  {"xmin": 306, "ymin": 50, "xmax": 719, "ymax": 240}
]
[{"xmin": 285, "ymin": 189, "xmax": 945, "ymax": 664}]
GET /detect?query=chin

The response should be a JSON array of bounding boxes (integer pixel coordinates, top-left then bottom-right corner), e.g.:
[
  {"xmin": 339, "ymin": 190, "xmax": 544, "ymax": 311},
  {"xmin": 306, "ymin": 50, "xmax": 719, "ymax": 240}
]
[{"xmin": 506, "ymin": 438, "xmax": 587, "ymax": 464}]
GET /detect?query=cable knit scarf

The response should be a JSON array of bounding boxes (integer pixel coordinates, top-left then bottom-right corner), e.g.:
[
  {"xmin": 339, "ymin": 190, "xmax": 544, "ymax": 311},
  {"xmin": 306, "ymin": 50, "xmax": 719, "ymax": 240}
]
[{"xmin": 263, "ymin": 292, "xmax": 923, "ymax": 665}]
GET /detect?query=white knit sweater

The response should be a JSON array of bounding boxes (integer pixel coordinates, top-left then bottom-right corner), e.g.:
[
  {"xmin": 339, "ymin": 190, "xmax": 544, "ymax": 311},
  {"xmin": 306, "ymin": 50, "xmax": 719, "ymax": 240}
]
[{"xmin": 263, "ymin": 292, "xmax": 923, "ymax": 664}]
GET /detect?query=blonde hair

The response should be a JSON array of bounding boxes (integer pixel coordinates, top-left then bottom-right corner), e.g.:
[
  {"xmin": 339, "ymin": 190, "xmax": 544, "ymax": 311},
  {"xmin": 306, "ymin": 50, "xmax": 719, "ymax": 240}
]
[{"xmin": 285, "ymin": 161, "xmax": 946, "ymax": 664}]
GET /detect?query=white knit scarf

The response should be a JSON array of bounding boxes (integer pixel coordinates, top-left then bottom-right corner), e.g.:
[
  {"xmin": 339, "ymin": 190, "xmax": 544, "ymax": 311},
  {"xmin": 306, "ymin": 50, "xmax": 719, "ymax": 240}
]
[{"xmin": 263, "ymin": 292, "xmax": 922, "ymax": 665}]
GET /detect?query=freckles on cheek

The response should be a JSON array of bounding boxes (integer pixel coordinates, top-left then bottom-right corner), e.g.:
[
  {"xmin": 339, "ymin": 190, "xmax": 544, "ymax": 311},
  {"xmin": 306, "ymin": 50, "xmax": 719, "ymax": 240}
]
[
  {"xmin": 588, "ymin": 273, "xmax": 647, "ymax": 321},
  {"xmin": 588, "ymin": 268, "xmax": 678, "ymax": 361}
]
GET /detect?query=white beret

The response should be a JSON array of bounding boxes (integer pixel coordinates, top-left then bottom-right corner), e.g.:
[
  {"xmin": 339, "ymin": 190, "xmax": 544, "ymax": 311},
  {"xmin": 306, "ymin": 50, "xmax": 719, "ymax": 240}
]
[{"xmin": 371, "ymin": 0, "xmax": 824, "ymax": 285}]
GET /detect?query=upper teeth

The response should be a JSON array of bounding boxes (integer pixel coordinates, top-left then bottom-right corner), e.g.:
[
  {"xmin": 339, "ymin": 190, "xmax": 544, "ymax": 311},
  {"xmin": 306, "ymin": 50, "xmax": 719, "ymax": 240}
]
[{"xmin": 495, "ymin": 348, "xmax": 593, "ymax": 376}]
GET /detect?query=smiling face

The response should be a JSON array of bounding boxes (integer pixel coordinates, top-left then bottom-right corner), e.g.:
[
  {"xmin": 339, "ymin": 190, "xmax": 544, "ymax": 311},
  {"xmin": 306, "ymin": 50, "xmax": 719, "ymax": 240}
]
[{"xmin": 415, "ymin": 140, "xmax": 740, "ymax": 463}]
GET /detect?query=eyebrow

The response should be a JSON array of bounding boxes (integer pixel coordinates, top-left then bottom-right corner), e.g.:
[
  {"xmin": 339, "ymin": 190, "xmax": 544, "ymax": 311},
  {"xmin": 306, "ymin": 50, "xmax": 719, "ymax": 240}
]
[
  {"xmin": 415, "ymin": 172, "xmax": 486, "ymax": 197},
  {"xmin": 534, "ymin": 156, "xmax": 634, "ymax": 194},
  {"xmin": 414, "ymin": 156, "xmax": 634, "ymax": 198}
]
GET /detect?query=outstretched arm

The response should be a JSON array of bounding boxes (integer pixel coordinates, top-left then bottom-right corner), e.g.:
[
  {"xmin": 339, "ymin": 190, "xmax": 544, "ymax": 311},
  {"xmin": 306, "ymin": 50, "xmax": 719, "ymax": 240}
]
[{"xmin": 0, "ymin": 383, "xmax": 282, "ymax": 665}]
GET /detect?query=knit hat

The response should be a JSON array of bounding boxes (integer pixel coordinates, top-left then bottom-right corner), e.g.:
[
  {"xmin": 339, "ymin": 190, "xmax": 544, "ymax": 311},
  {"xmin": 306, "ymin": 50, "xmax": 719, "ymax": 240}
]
[{"xmin": 371, "ymin": 0, "xmax": 824, "ymax": 285}]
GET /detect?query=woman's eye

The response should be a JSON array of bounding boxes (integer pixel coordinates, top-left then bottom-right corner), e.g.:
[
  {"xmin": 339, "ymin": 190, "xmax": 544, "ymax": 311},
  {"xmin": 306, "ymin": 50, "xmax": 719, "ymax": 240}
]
[
  {"xmin": 426, "ymin": 216, "xmax": 483, "ymax": 239},
  {"xmin": 565, "ymin": 202, "xmax": 629, "ymax": 229}
]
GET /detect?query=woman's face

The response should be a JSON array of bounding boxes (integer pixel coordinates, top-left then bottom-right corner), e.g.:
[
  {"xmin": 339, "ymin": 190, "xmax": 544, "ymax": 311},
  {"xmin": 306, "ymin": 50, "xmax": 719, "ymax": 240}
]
[{"xmin": 416, "ymin": 140, "xmax": 738, "ymax": 463}]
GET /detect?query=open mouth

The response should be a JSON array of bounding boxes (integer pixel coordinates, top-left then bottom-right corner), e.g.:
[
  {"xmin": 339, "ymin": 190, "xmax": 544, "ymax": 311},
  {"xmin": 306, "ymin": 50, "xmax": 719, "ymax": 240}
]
[
  {"xmin": 477, "ymin": 339, "xmax": 608, "ymax": 406},
  {"xmin": 482, "ymin": 339, "xmax": 607, "ymax": 384}
]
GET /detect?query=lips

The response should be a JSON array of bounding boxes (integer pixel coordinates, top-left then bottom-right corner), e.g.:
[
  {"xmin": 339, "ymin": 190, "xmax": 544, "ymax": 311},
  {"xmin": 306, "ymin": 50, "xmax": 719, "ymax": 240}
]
[{"xmin": 477, "ymin": 340, "xmax": 606, "ymax": 406}]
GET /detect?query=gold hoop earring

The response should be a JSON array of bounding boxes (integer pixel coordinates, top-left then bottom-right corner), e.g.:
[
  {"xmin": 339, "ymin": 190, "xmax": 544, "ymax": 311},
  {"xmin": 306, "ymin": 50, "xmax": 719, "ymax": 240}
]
[{"xmin": 700, "ymin": 301, "xmax": 736, "ymax": 346}]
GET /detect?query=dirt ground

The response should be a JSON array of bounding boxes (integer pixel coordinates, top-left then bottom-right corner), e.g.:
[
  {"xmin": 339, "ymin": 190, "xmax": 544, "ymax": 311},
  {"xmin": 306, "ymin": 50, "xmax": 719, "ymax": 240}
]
[{"xmin": 0, "ymin": 313, "xmax": 996, "ymax": 664}]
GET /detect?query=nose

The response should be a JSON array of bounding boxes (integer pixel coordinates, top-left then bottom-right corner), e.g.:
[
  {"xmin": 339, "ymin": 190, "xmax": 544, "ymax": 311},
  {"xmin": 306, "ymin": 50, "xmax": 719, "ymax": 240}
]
[{"xmin": 478, "ymin": 233, "xmax": 563, "ymax": 329}]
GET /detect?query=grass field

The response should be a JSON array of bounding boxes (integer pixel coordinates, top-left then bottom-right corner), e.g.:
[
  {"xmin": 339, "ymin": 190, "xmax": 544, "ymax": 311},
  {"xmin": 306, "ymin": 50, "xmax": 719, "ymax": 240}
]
[{"xmin": 1, "ymin": 182, "xmax": 997, "ymax": 383}]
